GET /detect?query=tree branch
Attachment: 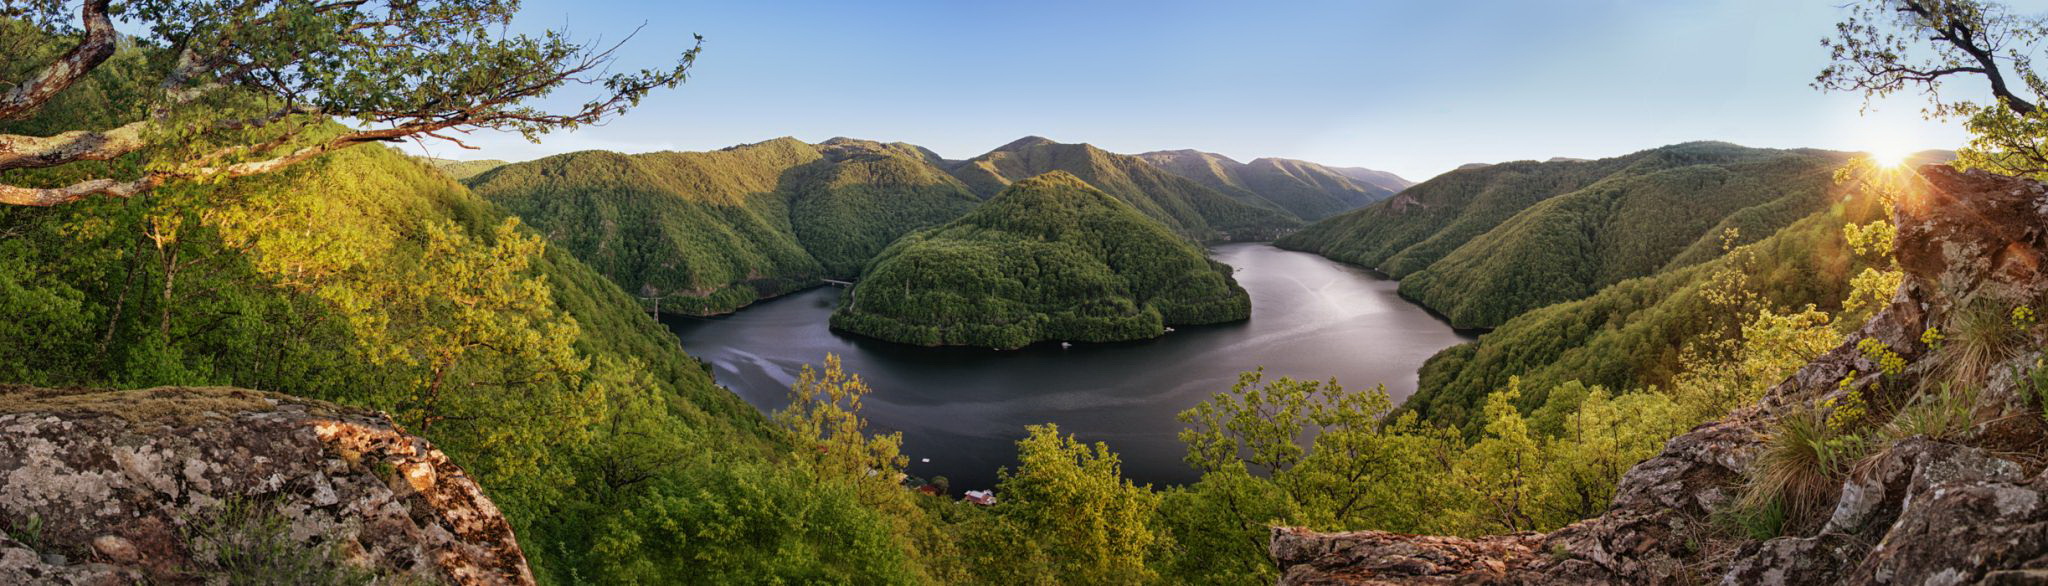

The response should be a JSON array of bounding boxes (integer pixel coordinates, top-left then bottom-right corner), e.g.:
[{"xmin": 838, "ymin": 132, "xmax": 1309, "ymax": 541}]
[
  {"xmin": 0, "ymin": 121, "xmax": 148, "ymax": 172},
  {"xmin": 1899, "ymin": 0, "xmax": 2040, "ymax": 115},
  {"xmin": 0, "ymin": 175, "xmax": 163, "ymax": 206},
  {"xmin": 0, "ymin": 0, "xmax": 117, "ymax": 120}
]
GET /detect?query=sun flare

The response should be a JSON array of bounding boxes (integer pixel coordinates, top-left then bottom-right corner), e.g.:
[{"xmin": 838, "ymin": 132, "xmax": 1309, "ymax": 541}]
[{"xmin": 1867, "ymin": 145, "xmax": 1913, "ymax": 168}]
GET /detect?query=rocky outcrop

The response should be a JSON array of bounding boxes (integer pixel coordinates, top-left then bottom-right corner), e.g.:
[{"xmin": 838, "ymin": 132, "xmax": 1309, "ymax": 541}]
[
  {"xmin": 1273, "ymin": 165, "xmax": 2048, "ymax": 585},
  {"xmin": 1269, "ymin": 528, "xmax": 1545, "ymax": 585},
  {"xmin": 0, "ymin": 386, "xmax": 534, "ymax": 585}
]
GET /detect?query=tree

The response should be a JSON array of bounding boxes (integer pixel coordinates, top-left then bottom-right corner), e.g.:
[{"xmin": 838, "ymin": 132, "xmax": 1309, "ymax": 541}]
[
  {"xmin": 1819, "ymin": 0, "xmax": 2048, "ymax": 175},
  {"xmin": 774, "ymin": 353, "xmax": 909, "ymax": 504},
  {"xmin": 1457, "ymin": 379, "xmax": 1543, "ymax": 532},
  {"xmin": 990, "ymin": 424, "xmax": 1160, "ymax": 585},
  {"xmin": 1167, "ymin": 369, "xmax": 1465, "ymax": 582},
  {"xmin": 0, "ymin": 0, "xmax": 697, "ymax": 205},
  {"xmin": 350, "ymin": 217, "xmax": 603, "ymax": 499},
  {"xmin": 1532, "ymin": 387, "xmax": 1687, "ymax": 526}
]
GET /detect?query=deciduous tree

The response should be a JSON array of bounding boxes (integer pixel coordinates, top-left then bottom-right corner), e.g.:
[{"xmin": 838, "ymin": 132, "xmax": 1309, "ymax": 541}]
[{"xmin": 0, "ymin": 0, "xmax": 696, "ymax": 205}]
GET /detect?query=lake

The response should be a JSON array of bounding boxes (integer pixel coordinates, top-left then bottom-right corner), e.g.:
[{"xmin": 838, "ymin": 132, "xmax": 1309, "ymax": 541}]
[{"xmin": 663, "ymin": 243, "xmax": 1474, "ymax": 491}]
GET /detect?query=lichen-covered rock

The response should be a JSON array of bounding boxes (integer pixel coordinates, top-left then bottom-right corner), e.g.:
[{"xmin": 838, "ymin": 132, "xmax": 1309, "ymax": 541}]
[
  {"xmin": 1273, "ymin": 165, "xmax": 2048, "ymax": 585},
  {"xmin": 1269, "ymin": 527, "xmax": 1544, "ymax": 585},
  {"xmin": 0, "ymin": 386, "xmax": 534, "ymax": 585}
]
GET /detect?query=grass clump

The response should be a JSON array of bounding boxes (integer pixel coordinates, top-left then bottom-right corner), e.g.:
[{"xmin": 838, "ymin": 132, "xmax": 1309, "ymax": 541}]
[
  {"xmin": 1738, "ymin": 387, "xmax": 1871, "ymax": 535},
  {"xmin": 1933, "ymin": 300, "xmax": 2033, "ymax": 388},
  {"xmin": 181, "ymin": 497, "xmax": 396, "ymax": 586},
  {"xmin": 3, "ymin": 514, "xmax": 44, "ymax": 552},
  {"xmin": 1878, "ymin": 383, "xmax": 1981, "ymax": 444}
]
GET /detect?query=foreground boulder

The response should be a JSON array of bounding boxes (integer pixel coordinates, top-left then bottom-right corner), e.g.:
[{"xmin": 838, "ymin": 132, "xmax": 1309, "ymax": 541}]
[
  {"xmin": 0, "ymin": 386, "xmax": 533, "ymax": 585},
  {"xmin": 1273, "ymin": 164, "xmax": 2048, "ymax": 584}
]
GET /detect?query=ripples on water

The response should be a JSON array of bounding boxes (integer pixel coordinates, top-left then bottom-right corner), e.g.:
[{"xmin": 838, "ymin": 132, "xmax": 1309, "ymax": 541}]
[{"xmin": 663, "ymin": 243, "xmax": 1474, "ymax": 490}]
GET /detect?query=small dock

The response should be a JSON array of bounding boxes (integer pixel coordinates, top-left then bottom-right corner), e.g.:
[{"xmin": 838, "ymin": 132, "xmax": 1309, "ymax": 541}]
[{"xmin": 822, "ymin": 279, "xmax": 856, "ymax": 288}]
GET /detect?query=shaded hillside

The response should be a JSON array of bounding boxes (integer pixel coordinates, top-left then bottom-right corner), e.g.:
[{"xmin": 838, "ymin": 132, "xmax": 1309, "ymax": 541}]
[
  {"xmin": 1278, "ymin": 142, "xmax": 1849, "ymax": 328},
  {"xmin": 469, "ymin": 138, "xmax": 979, "ymax": 315},
  {"xmin": 948, "ymin": 137, "xmax": 1302, "ymax": 240},
  {"xmin": 1138, "ymin": 149, "xmax": 1400, "ymax": 220},
  {"xmin": 831, "ymin": 172, "xmax": 1250, "ymax": 349}
]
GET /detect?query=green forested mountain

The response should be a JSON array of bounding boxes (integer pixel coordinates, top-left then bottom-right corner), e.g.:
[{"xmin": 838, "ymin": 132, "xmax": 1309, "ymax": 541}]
[
  {"xmin": 423, "ymin": 157, "xmax": 510, "ymax": 181},
  {"xmin": 793, "ymin": 138, "xmax": 987, "ymax": 275},
  {"xmin": 1402, "ymin": 173, "xmax": 1889, "ymax": 431},
  {"xmin": 1137, "ymin": 149, "xmax": 1402, "ymax": 220},
  {"xmin": 831, "ymin": 171, "xmax": 1250, "ymax": 349},
  {"xmin": 468, "ymin": 137, "xmax": 980, "ymax": 315},
  {"xmin": 947, "ymin": 137, "xmax": 1303, "ymax": 240},
  {"xmin": 1278, "ymin": 142, "xmax": 1850, "ymax": 328}
]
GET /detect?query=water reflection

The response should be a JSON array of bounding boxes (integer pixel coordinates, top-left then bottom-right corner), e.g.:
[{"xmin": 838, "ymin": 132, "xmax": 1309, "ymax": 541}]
[{"xmin": 664, "ymin": 243, "xmax": 1474, "ymax": 490}]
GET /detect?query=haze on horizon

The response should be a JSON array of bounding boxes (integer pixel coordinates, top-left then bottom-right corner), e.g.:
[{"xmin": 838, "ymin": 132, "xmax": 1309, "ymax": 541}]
[{"xmin": 399, "ymin": 0, "xmax": 2048, "ymax": 182}]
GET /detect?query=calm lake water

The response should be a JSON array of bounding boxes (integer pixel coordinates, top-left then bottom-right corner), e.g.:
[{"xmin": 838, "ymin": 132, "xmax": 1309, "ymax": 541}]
[{"xmin": 663, "ymin": 243, "xmax": 1473, "ymax": 490}]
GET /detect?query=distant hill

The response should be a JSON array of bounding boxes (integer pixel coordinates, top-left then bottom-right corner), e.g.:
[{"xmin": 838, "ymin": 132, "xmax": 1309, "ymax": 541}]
[
  {"xmin": 1328, "ymin": 166, "xmax": 1416, "ymax": 194},
  {"xmin": 1137, "ymin": 149, "xmax": 1403, "ymax": 220},
  {"xmin": 831, "ymin": 171, "xmax": 1250, "ymax": 349},
  {"xmin": 469, "ymin": 137, "xmax": 979, "ymax": 315},
  {"xmin": 1277, "ymin": 141, "xmax": 1851, "ymax": 328},
  {"xmin": 947, "ymin": 137, "xmax": 1302, "ymax": 240},
  {"xmin": 1903, "ymin": 149, "xmax": 1958, "ymax": 167},
  {"xmin": 419, "ymin": 157, "xmax": 509, "ymax": 181}
]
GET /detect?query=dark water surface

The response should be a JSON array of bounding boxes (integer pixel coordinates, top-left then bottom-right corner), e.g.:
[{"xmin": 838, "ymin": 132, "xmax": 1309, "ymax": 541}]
[{"xmin": 663, "ymin": 243, "xmax": 1473, "ymax": 490}]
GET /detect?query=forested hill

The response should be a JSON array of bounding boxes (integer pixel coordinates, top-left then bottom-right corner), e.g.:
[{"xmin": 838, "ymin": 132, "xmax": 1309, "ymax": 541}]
[
  {"xmin": 831, "ymin": 171, "xmax": 1251, "ymax": 349},
  {"xmin": 1409, "ymin": 184, "xmax": 1888, "ymax": 431},
  {"xmin": 421, "ymin": 157, "xmax": 509, "ymax": 181},
  {"xmin": 946, "ymin": 137, "xmax": 1303, "ymax": 240},
  {"xmin": 0, "ymin": 137, "xmax": 777, "ymax": 581},
  {"xmin": 467, "ymin": 137, "xmax": 981, "ymax": 315},
  {"xmin": 1137, "ymin": 149, "xmax": 1404, "ymax": 220},
  {"xmin": 1277, "ymin": 141, "xmax": 1852, "ymax": 328}
]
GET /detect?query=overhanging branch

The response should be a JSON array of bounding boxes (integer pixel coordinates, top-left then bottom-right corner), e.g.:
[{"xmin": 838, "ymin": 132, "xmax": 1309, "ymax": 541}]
[{"xmin": 0, "ymin": 0, "xmax": 117, "ymax": 119}]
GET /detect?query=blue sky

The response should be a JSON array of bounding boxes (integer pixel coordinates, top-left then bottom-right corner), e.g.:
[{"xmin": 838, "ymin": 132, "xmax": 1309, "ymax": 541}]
[{"xmin": 402, "ymin": 0, "xmax": 2048, "ymax": 182}]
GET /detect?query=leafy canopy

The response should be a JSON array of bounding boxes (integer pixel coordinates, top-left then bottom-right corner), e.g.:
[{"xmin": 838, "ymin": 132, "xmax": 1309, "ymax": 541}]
[{"xmin": 0, "ymin": 0, "xmax": 697, "ymax": 205}]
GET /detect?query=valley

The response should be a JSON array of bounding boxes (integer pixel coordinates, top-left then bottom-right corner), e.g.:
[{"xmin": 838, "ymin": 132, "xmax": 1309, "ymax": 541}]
[
  {"xmin": 668, "ymin": 242, "xmax": 1473, "ymax": 490},
  {"xmin": 7, "ymin": 2, "xmax": 2047, "ymax": 583}
]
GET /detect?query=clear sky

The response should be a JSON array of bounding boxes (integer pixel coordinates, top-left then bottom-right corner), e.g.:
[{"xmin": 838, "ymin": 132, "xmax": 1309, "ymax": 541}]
[{"xmin": 399, "ymin": 0, "xmax": 2048, "ymax": 182}]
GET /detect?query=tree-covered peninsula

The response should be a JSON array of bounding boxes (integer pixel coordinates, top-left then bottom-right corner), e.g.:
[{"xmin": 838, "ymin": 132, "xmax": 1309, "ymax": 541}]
[{"xmin": 830, "ymin": 171, "xmax": 1250, "ymax": 348}]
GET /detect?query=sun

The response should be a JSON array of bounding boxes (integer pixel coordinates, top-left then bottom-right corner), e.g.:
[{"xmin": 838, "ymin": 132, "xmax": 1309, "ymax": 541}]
[{"xmin": 1866, "ymin": 145, "xmax": 1913, "ymax": 168}]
